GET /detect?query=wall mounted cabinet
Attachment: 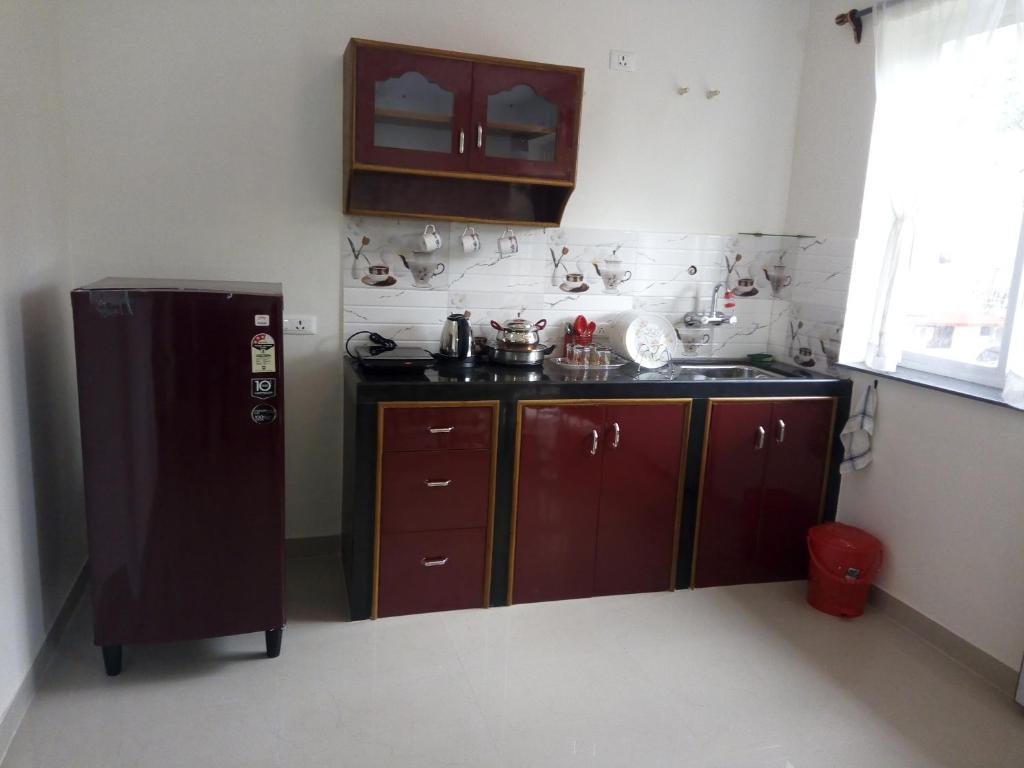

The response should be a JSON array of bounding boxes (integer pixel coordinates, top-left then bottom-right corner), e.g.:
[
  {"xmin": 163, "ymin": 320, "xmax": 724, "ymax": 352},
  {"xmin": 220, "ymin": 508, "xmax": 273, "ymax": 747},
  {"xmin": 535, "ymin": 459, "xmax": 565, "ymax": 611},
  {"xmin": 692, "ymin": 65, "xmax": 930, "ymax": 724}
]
[{"xmin": 344, "ymin": 39, "xmax": 584, "ymax": 227}]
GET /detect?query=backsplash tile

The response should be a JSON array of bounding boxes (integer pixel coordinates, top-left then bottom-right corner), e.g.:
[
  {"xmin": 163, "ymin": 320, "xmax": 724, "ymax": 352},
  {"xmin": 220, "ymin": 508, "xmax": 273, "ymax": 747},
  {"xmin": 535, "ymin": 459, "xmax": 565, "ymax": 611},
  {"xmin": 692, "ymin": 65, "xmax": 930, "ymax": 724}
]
[{"xmin": 342, "ymin": 217, "xmax": 854, "ymax": 365}]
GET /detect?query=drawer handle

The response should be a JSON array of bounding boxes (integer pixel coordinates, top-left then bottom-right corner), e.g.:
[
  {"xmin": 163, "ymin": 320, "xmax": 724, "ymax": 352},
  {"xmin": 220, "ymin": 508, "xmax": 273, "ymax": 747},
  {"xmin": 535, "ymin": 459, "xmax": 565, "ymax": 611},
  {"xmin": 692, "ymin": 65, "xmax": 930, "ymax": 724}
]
[
  {"xmin": 424, "ymin": 479, "xmax": 452, "ymax": 488},
  {"xmin": 428, "ymin": 426, "xmax": 455, "ymax": 434},
  {"xmin": 422, "ymin": 556, "xmax": 449, "ymax": 567},
  {"xmin": 755, "ymin": 425, "xmax": 766, "ymax": 450},
  {"xmin": 776, "ymin": 419, "xmax": 786, "ymax": 444},
  {"xmin": 611, "ymin": 422, "xmax": 621, "ymax": 449},
  {"xmin": 590, "ymin": 428, "xmax": 600, "ymax": 456}
]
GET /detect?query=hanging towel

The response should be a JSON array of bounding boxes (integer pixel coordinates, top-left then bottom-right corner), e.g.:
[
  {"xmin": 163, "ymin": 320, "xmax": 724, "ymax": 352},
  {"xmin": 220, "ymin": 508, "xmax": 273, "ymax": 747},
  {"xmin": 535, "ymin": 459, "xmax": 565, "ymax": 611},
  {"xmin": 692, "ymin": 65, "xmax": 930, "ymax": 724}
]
[{"xmin": 840, "ymin": 383, "xmax": 877, "ymax": 474}]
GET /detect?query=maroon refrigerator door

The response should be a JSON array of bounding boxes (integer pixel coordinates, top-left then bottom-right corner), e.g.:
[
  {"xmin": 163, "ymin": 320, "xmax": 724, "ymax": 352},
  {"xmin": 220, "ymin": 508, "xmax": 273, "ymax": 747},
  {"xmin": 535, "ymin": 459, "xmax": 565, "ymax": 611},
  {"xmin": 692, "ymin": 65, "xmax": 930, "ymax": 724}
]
[{"xmin": 71, "ymin": 279, "xmax": 285, "ymax": 648}]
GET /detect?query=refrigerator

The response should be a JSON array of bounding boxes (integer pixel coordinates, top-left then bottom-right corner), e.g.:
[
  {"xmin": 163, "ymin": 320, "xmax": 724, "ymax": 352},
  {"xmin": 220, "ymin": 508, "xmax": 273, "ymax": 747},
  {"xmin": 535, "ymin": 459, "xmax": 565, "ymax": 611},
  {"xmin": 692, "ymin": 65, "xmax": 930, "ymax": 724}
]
[{"xmin": 71, "ymin": 278, "xmax": 286, "ymax": 676}]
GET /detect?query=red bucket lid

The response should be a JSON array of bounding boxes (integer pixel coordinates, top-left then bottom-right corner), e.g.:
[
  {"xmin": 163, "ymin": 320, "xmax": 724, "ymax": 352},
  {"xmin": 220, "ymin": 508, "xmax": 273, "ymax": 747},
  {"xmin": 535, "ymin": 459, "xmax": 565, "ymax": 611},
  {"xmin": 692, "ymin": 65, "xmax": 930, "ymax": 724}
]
[{"xmin": 809, "ymin": 522, "xmax": 882, "ymax": 554}]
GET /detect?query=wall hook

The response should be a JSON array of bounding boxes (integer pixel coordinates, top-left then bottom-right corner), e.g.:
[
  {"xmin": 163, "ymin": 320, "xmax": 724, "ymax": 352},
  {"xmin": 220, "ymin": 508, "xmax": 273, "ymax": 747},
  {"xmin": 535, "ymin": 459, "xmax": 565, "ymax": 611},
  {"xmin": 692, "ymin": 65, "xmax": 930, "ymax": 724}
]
[
  {"xmin": 676, "ymin": 86, "xmax": 690, "ymax": 96},
  {"xmin": 705, "ymin": 89, "xmax": 721, "ymax": 100}
]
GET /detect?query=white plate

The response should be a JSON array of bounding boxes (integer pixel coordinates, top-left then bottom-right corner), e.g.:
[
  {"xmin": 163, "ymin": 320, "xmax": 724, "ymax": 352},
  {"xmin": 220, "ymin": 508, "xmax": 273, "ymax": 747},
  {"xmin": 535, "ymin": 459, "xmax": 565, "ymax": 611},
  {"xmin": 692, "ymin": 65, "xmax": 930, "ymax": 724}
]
[{"xmin": 609, "ymin": 312, "xmax": 675, "ymax": 369}]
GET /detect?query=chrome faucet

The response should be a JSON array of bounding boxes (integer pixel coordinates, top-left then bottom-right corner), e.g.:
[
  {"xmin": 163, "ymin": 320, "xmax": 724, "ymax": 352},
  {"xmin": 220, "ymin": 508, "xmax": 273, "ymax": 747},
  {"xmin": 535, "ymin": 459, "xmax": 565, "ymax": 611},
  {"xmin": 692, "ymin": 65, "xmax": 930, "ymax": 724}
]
[{"xmin": 682, "ymin": 282, "xmax": 738, "ymax": 327}]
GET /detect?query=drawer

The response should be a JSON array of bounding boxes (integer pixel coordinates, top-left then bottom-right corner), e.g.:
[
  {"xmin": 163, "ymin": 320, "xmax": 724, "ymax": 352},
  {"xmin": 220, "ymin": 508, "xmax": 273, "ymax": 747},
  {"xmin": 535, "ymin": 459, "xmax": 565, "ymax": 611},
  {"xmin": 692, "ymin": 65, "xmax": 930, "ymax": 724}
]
[
  {"xmin": 382, "ymin": 405, "xmax": 493, "ymax": 452},
  {"xmin": 378, "ymin": 528, "xmax": 486, "ymax": 617},
  {"xmin": 381, "ymin": 449, "xmax": 491, "ymax": 533}
]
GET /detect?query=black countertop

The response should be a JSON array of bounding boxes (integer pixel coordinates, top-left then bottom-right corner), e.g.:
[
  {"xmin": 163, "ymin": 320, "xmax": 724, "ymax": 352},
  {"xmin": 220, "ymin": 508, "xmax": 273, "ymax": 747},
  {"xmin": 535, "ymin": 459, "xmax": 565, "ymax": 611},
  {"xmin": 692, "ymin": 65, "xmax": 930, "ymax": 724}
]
[{"xmin": 345, "ymin": 357, "xmax": 852, "ymax": 402}]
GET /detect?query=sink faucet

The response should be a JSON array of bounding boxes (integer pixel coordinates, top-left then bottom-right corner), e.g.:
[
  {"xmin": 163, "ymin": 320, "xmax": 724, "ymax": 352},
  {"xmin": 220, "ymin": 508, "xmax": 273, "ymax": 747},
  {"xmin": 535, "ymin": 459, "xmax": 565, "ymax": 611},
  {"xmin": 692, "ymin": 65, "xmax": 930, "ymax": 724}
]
[{"xmin": 682, "ymin": 282, "xmax": 738, "ymax": 327}]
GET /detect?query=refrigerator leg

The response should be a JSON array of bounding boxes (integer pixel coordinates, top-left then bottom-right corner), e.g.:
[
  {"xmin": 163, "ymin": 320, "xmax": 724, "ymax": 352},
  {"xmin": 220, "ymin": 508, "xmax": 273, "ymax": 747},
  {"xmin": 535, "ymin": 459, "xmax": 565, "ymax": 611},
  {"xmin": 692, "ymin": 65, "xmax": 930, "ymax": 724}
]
[
  {"xmin": 102, "ymin": 645, "xmax": 122, "ymax": 676},
  {"xmin": 265, "ymin": 628, "xmax": 282, "ymax": 659}
]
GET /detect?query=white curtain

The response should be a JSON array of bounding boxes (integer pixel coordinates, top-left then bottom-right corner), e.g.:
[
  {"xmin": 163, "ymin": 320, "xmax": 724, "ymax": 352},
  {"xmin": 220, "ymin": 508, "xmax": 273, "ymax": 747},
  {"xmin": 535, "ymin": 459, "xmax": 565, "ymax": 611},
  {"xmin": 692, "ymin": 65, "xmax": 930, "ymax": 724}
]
[
  {"xmin": 1006, "ymin": 230, "xmax": 1024, "ymax": 407},
  {"xmin": 843, "ymin": 0, "xmax": 1024, "ymax": 379}
]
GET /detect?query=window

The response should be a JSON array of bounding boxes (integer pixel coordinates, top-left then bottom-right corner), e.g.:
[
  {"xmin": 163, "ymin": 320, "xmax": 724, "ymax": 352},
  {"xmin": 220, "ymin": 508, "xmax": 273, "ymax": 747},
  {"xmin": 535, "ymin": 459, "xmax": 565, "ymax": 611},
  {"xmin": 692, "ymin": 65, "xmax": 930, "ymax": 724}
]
[
  {"xmin": 897, "ymin": 23, "xmax": 1024, "ymax": 386},
  {"xmin": 843, "ymin": 4, "xmax": 1024, "ymax": 393}
]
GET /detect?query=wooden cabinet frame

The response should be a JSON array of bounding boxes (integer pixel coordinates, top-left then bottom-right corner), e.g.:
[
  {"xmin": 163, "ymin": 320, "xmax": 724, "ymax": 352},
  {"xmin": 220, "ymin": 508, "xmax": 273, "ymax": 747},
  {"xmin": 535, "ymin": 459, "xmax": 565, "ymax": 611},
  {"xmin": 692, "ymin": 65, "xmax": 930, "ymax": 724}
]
[{"xmin": 507, "ymin": 398, "xmax": 693, "ymax": 605}]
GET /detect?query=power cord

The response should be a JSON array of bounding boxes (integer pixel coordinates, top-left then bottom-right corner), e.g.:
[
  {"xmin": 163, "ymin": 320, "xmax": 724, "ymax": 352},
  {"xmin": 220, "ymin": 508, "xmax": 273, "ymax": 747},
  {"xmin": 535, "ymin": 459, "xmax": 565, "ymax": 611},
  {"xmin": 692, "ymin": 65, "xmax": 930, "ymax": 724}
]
[{"xmin": 345, "ymin": 330, "xmax": 397, "ymax": 357}]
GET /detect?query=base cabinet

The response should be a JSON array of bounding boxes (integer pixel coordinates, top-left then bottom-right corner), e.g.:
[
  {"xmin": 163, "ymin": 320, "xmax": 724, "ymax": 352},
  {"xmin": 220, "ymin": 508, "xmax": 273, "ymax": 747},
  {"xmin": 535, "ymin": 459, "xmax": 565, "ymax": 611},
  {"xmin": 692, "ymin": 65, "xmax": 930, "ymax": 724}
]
[
  {"xmin": 694, "ymin": 398, "xmax": 835, "ymax": 588},
  {"xmin": 374, "ymin": 403, "xmax": 497, "ymax": 618},
  {"xmin": 511, "ymin": 401, "xmax": 690, "ymax": 605}
]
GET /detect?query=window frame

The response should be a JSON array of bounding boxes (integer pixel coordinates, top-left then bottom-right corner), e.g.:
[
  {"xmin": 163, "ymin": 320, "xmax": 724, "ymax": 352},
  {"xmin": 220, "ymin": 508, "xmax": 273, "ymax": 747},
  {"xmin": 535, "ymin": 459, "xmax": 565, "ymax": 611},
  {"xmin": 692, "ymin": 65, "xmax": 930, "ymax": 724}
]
[{"xmin": 897, "ymin": 213, "xmax": 1024, "ymax": 388}]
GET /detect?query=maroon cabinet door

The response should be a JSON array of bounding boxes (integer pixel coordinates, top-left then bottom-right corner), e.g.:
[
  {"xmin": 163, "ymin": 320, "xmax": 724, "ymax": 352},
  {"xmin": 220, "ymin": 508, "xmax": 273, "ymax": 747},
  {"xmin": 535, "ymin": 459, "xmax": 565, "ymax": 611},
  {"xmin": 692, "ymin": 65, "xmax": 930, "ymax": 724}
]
[
  {"xmin": 512, "ymin": 405, "xmax": 604, "ymax": 604},
  {"xmin": 469, "ymin": 63, "xmax": 581, "ymax": 181},
  {"xmin": 380, "ymin": 450, "xmax": 491, "ymax": 533},
  {"xmin": 758, "ymin": 400, "xmax": 835, "ymax": 580},
  {"xmin": 381, "ymin": 405, "xmax": 492, "ymax": 452},
  {"xmin": 354, "ymin": 46, "xmax": 472, "ymax": 172},
  {"xmin": 378, "ymin": 528, "xmax": 486, "ymax": 617},
  {"xmin": 694, "ymin": 401, "xmax": 773, "ymax": 588},
  {"xmin": 594, "ymin": 404, "xmax": 688, "ymax": 595}
]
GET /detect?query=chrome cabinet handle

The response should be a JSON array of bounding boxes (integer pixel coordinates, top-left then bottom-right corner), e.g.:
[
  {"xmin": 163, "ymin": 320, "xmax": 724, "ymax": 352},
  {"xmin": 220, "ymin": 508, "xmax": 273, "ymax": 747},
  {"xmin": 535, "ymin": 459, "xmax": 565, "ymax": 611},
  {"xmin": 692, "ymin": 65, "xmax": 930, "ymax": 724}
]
[
  {"xmin": 590, "ymin": 429, "xmax": 599, "ymax": 456},
  {"xmin": 477, "ymin": 124, "xmax": 483, "ymax": 148},
  {"xmin": 422, "ymin": 556, "xmax": 449, "ymax": 567},
  {"xmin": 424, "ymin": 479, "xmax": 452, "ymax": 488},
  {"xmin": 611, "ymin": 422, "xmax": 621, "ymax": 449},
  {"xmin": 776, "ymin": 419, "xmax": 786, "ymax": 444},
  {"xmin": 458, "ymin": 130, "xmax": 465, "ymax": 154},
  {"xmin": 428, "ymin": 426, "xmax": 454, "ymax": 434},
  {"xmin": 755, "ymin": 425, "xmax": 766, "ymax": 450}
]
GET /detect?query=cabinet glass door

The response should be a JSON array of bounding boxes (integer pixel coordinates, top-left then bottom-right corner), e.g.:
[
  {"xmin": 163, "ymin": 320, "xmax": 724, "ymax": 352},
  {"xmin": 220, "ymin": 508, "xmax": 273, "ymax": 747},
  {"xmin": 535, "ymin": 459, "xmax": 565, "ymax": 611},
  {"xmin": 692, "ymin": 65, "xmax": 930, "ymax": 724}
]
[
  {"xmin": 354, "ymin": 47, "xmax": 472, "ymax": 172},
  {"xmin": 469, "ymin": 64, "xmax": 581, "ymax": 180}
]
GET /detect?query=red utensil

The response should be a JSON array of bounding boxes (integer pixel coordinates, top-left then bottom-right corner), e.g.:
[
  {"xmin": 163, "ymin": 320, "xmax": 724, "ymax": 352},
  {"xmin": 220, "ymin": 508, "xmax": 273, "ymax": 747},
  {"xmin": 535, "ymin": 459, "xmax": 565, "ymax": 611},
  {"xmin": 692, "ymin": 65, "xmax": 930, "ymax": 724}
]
[{"xmin": 574, "ymin": 315, "xmax": 587, "ymax": 337}]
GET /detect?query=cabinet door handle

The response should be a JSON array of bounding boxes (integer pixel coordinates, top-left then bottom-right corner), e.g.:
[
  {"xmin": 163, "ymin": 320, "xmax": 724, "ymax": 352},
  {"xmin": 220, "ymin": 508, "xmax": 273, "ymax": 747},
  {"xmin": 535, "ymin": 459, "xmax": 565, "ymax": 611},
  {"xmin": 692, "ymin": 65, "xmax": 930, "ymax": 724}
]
[
  {"xmin": 428, "ymin": 426, "xmax": 454, "ymax": 434},
  {"xmin": 755, "ymin": 425, "xmax": 766, "ymax": 450},
  {"xmin": 477, "ymin": 124, "xmax": 483, "ymax": 148},
  {"xmin": 421, "ymin": 556, "xmax": 449, "ymax": 567},
  {"xmin": 611, "ymin": 422, "xmax": 621, "ymax": 449},
  {"xmin": 424, "ymin": 479, "xmax": 452, "ymax": 488},
  {"xmin": 590, "ymin": 428, "xmax": 600, "ymax": 456},
  {"xmin": 458, "ymin": 130, "xmax": 465, "ymax": 154},
  {"xmin": 776, "ymin": 419, "xmax": 786, "ymax": 444}
]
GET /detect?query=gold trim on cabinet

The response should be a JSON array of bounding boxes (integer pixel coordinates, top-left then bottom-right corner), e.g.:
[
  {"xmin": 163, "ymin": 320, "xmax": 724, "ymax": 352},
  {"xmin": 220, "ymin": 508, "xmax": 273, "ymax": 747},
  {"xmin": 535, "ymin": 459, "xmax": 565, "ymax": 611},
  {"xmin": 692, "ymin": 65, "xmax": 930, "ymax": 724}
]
[
  {"xmin": 351, "ymin": 162, "xmax": 575, "ymax": 189},
  {"xmin": 668, "ymin": 403, "xmax": 693, "ymax": 591},
  {"xmin": 372, "ymin": 400, "xmax": 501, "ymax": 619},
  {"xmin": 507, "ymin": 398, "xmax": 693, "ymax": 605},
  {"xmin": 346, "ymin": 206, "xmax": 561, "ymax": 230},
  {"xmin": 350, "ymin": 38, "xmax": 584, "ymax": 75},
  {"xmin": 689, "ymin": 396, "xmax": 839, "ymax": 589}
]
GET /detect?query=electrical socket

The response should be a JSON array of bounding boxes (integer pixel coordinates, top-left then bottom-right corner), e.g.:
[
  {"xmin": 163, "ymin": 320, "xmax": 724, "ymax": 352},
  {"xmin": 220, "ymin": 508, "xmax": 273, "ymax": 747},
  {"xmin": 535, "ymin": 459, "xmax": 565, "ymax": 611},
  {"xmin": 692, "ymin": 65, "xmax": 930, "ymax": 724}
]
[
  {"xmin": 609, "ymin": 50, "xmax": 636, "ymax": 72},
  {"xmin": 283, "ymin": 315, "xmax": 317, "ymax": 335}
]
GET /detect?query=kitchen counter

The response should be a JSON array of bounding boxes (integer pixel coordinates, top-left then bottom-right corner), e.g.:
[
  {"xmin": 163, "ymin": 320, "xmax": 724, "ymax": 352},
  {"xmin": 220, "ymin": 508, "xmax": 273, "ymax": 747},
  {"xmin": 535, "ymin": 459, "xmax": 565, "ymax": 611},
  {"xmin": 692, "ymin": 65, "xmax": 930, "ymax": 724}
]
[
  {"xmin": 345, "ymin": 357, "xmax": 850, "ymax": 402},
  {"xmin": 341, "ymin": 355, "xmax": 852, "ymax": 621}
]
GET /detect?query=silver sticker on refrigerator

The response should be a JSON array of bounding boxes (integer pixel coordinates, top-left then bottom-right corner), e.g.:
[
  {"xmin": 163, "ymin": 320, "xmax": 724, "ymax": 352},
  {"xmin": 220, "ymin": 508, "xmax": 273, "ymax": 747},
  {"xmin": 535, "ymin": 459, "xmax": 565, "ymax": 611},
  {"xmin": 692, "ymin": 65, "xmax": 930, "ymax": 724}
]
[
  {"xmin": 251, "ymin": 404, "xmax": 277, "ymax": 424},
  {"xmin": 251, "ymin": 333, "xmax": 276, "ymax": 373},
  {"xmin": 251, "ymin": 378, "xmax": 276, "ymax": 400}
]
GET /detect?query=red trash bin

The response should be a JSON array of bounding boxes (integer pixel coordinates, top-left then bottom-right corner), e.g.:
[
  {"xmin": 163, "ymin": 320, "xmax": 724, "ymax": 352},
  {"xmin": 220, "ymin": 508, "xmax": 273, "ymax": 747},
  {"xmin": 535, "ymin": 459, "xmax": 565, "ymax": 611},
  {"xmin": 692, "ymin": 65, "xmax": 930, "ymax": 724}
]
[{"xmin": 807, "ymin": 522, "xmax": 883, "ymax": 618}]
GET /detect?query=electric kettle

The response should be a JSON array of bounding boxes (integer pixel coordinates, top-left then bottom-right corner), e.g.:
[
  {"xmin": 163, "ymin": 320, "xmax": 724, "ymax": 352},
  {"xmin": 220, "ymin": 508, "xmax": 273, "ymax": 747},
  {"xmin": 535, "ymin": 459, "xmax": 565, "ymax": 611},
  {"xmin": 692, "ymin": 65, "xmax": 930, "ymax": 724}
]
[{"xmin": 438, "ymin": 311, "xmax": 475, "ymax": 366}]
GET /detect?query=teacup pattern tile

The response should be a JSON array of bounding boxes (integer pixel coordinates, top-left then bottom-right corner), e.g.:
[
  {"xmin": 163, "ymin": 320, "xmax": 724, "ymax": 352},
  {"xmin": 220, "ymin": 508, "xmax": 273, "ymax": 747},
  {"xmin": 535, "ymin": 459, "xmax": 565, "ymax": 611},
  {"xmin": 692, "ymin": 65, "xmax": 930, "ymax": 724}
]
[{"xmin": 343, "ymin": 216, "xmax": 856, "ymax": 361}]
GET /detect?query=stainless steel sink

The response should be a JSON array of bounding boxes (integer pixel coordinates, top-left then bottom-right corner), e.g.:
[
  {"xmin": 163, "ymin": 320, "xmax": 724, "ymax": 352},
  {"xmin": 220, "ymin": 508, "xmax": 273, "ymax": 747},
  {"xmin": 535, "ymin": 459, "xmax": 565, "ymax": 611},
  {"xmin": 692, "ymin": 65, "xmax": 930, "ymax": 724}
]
[{"xmin": 676, "ymin": 364, "xmax": 785, "ymax": 380}]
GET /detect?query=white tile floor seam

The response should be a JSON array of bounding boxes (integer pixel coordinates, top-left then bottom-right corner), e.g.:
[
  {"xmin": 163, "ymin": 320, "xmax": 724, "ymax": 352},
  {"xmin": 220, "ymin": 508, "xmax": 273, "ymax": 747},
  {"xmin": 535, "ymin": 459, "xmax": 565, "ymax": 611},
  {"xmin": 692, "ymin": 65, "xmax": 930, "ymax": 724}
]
[{"xmin": 4, "ymin": 556, "xmax": 1024, "ymax": 768}]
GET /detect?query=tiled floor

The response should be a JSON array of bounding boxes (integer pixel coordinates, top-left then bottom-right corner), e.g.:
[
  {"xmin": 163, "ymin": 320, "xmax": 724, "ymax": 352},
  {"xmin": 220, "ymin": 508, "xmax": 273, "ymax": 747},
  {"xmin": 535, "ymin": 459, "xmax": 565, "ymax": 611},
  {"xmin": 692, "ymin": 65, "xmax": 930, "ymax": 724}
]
[{"xmin": 4, "ymin": 556, "xmax": 1024, "ymax": 767}]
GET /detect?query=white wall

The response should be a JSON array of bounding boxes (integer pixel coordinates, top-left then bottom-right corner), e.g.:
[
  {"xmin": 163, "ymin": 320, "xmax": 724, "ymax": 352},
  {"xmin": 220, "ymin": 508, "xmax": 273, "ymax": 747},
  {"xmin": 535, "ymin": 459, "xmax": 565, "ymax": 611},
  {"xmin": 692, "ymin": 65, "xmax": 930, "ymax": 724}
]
[
  {"xmin": 787, "ymin": 3, "xmax": 1024, "ymax": 670},
  {"xmin": 56, "ymin": 0, "xmax": 814, "ymax": 538},
  {"xmin": 0, "ymin": 0, "xmax": 88, "ymax": 736}
]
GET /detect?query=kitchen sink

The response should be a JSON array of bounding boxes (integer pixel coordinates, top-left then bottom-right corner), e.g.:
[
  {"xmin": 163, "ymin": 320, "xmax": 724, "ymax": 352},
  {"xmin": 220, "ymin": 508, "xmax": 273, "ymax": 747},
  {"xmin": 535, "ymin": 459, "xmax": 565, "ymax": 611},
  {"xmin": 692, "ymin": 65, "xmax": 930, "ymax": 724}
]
[{"xmin": 675, "ymin": 364, "xmax": 786, "ymax": 380}]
